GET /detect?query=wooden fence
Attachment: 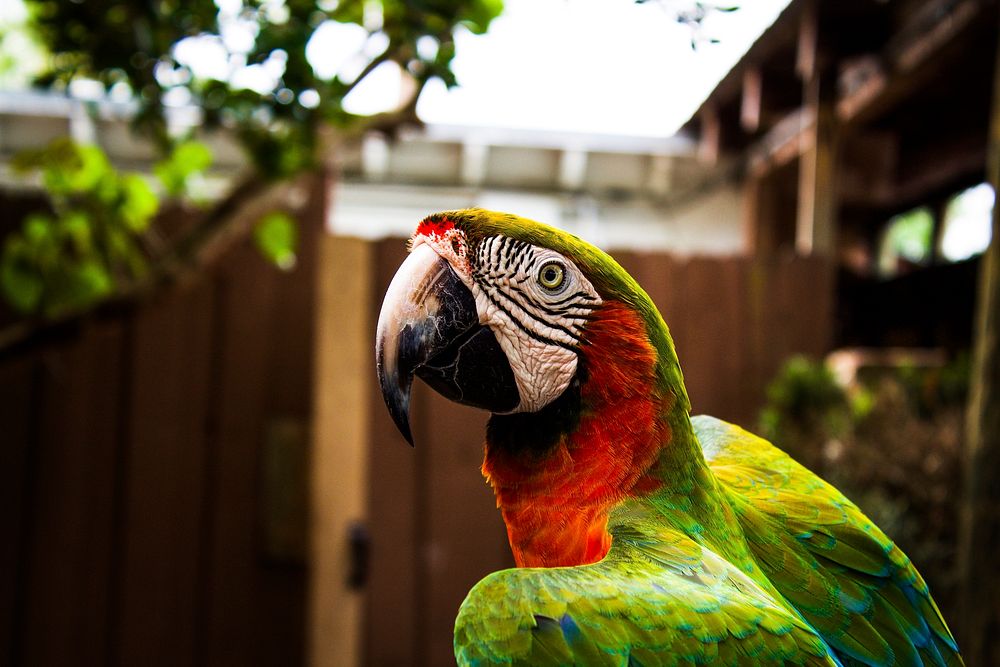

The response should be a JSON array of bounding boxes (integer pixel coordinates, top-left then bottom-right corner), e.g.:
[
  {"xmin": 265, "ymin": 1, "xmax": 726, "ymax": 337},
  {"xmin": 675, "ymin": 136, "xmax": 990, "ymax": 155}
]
[
  {"xmin": 0, "ymin": 177, "xmax": 326, "ymax": 666},
  {"xmin": 1, "ymin": 223, "xmax": 833, "ymax": 666}
]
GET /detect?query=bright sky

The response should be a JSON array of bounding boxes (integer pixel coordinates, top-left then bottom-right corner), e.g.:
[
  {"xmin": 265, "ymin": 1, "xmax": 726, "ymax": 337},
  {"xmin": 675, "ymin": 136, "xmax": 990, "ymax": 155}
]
[
  {"xmin": 1, "ymin": 0, "xmax": 793, "ymax": 138},
  {"xmin": 415, "ymin": 0, "xmax": 793, "ymax": 137},
  {"xmin": 942, "ymin": 183, "xmax": 994, "ymax": 261}
]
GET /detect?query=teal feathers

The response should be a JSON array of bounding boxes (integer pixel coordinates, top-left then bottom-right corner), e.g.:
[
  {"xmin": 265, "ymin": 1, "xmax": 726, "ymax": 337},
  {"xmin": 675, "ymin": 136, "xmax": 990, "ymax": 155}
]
[{"xmin": 454, "ymin": 416, "xmax": 961, "ymax": 666}]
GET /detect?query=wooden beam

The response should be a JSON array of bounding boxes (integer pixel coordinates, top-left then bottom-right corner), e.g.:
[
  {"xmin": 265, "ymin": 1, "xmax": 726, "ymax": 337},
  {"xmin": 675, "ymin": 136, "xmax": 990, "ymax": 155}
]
[
  {"xmin": 796, "ymin": 73, "xmax": 838, "ymax": 257},
  {"xmin": 891, "ymin": 0, "xmax": 979, "ymax": 72},
  {"xmin": 741, "ymin": 175, "xmax": 765, "ymax": 255},
  {"xmin": 835, "ymin": 58, "xmax": 888, "ymax": 122},
  {"xmin": 957, "ymin": 10, "xmax": 1000, "ymax": 662},
  {"xmin": 698, "ymin": 102, "xmax": 721, "ymax": 165},
  {"xmin": 838, "ymin": 0, "xmax": 982, "ymax": 127},
  {"xmin": 796, "ymin": 0, "xmax": 819, "ymax": 81},
  {"xmin": 747, "ymin": 107, "xmax": 815, "ymax": 178},
  {"xmin": 741, "ymin": 66, "xmax": 763, "ymax": 133},
  {"xmin": 742, "ymin": 165, "xmax": 794, "ymax": 257},
  {"xmin": 308, "ymin": 233, "xmax": 373, "ymax": 667}
]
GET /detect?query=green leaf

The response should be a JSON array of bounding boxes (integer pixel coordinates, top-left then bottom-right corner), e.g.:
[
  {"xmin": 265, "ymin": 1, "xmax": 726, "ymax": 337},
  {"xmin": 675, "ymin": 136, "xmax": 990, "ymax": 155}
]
[
  {"xmin": 119, "ymin": 174, "xmax": 159, "ymax": 231},
  {"xmin": 61, "ymin": 211, "xmax": 92, "ymax": 252},
  {"xmin": 154, "ymin": 140, "xmax": 213, "ymax": 197},
  {"xmin": 60, "ymin": 143, "xmax": 112, "ymax": 194},
  {"xmin": 253, "ymin": 211, "xmax": 298, "ymax": 270},
  {"xmin": 24, "ymin": 213, "xmax": 52, "ymax": 244},
  {"xmin": 0, "ymin": 247, "xmax": 44, "ymax": 313},
  {"xmin": 461, "ymin": 0, "xmax": 504, "ymax": 34},
  {"xmin": 173, "ymin": 140, "xmax": 213, "ymax": 173},
  {"xmin": 68, "ymin": 260, "xmax": 113, "ymax": 304}
]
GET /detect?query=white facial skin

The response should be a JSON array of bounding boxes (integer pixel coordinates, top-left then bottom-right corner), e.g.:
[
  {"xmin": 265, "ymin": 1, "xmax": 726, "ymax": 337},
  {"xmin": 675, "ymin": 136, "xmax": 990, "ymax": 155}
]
[{"xmin": 414, "ymin": 231, "xmax": 602, "ymax": 413}]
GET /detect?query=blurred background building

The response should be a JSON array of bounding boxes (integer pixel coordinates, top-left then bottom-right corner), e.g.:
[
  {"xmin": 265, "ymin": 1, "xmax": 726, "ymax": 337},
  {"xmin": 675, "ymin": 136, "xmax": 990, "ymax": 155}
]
[{"xmin": 1, "ymin": 0, "xmax": 997, "ymax": 665}]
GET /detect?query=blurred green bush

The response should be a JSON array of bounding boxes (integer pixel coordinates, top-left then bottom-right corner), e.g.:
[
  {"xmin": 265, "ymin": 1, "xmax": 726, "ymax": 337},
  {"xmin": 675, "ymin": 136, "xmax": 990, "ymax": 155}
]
[{"xmin": 759, "ymin": 354, "xmax": 967, "ymax": 616}]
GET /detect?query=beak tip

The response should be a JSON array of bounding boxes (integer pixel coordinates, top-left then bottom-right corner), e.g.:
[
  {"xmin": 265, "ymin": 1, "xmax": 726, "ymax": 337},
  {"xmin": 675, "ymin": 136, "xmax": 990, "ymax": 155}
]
[
  {"xmin": 388, "ymin": 396, "xmax": 415, "ymax": 447},
  {"xmin": 377, "ymin": 346, "xmax": 416, "ymax": 447}
]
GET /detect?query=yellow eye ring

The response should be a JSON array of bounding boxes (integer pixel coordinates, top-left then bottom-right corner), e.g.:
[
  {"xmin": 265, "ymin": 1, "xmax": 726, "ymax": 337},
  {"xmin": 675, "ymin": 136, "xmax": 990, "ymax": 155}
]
[{"xmin": 538, "ymin": 262, "xmax": 565, "ymax": 291}]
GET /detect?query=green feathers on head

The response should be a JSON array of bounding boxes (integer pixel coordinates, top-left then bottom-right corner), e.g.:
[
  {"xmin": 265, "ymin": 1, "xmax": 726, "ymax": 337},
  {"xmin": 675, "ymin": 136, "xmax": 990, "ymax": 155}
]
[{"xmin": 437, "ymin": 208, "xmax": 691, "ymax": 414}]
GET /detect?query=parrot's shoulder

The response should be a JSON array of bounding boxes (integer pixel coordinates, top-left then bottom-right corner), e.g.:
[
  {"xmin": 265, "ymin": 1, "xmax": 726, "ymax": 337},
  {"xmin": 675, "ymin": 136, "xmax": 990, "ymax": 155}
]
[
  {"xmin": 693, "ymin": 415, "xmax": 963, "ymax": 666},
  {"xmin": 692, "ymin": 414, "xmax": 786, "ymax": 467},
  {"xmin": 453, "ymin": 524, "xmax": 838, "ymax": 667}
]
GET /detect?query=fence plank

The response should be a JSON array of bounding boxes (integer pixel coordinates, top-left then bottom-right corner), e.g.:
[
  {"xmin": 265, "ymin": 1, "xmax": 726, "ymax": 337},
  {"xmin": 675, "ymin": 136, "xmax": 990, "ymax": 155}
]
[
  {"xmin": 200, "ymin": 249, "xmax": 279, "ymax": 666},
  {"xmin": 116, "ymin": 287, "xmax": 215, "ymax": 666},
  {"xmin": 15, "ymin": 321, "xmax": 125, "ymax": 665},
  {"xmin": 0, "ymin": 354, "xmax": 35, "ymax": 666},
  {"xmin": 683, "ymin": 256, "xmax": 752, "ymax": 424},
  {"xmin": 309, "ymin": 234, "xmax": 373, "ymax": 667},
  {"xmin": 202, "ymin": 241, "xmax": 313, "ymax": 665},
  {"xmin": 203, "ymin": 176, "xmax": 324, "ymax": 666}
]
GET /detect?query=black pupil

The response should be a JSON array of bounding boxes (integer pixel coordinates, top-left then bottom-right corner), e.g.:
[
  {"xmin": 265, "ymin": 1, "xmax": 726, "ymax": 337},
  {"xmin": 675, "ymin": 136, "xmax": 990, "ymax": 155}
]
[{"xmin": 544, "ymin": 267, "xmax": 558, "ymax": 283}]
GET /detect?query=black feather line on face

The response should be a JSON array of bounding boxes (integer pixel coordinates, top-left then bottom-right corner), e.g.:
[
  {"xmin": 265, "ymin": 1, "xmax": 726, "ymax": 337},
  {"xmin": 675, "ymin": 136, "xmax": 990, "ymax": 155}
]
[
  {"xmin": 486, "ymin": 363, "xmax": 586, "ymax": 456},
  {"xmin": 478, "ymin": 286, "xmax": 578, "ymax": 352}
]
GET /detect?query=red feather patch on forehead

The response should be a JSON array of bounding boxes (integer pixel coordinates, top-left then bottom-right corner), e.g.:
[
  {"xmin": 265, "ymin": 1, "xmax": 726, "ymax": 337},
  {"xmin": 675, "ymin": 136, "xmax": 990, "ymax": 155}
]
[
  {"xmin": 412, "ymin": 214, "xmax": 471, "ymax": 275},
  {"xmin": 415, "ymin": 215, "xmax": 455, "ymax": 239}
]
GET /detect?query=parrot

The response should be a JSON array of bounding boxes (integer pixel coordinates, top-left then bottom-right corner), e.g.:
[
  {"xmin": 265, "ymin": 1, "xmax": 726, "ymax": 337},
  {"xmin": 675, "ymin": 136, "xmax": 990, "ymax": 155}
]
[{"xmin": 374, "ymin": 208, "xmax": 962, "ymax": 666}]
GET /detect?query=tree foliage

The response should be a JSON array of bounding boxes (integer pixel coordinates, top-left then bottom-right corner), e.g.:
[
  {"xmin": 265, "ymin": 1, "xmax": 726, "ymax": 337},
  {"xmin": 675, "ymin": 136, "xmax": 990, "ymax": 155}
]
[
  {"xmin": 26, "ymin": 0, "xmax": 502, "ymax": 176},
  {"xmin": 2, "ymin": 0, "xmax": 503, "ymax": 328},
  {"xmin": 2, "ymin": 139, "xmax": 211, "ymax": 316}
]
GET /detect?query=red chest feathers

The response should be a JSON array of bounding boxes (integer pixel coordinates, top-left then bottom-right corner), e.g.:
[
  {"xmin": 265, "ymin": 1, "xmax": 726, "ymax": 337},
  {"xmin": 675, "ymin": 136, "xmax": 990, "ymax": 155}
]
[{"xmin": 482, "ymin": 302, "xmax": 670, "ymax": 567}]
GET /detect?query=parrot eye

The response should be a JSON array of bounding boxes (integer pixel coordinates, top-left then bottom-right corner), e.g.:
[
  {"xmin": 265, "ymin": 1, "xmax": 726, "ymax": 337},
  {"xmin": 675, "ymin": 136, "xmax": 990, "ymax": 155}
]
[{"xmin": 537, "ymin": 262, "xmax": 566, "ymax": 291}]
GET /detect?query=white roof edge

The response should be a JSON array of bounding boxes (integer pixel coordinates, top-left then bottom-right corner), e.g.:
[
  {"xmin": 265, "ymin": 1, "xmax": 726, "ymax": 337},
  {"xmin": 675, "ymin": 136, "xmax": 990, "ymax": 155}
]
[
  {"xmin": 0, "ymin": 89, "xmax": 697, "ymax": 158},
  {"xmin": 417, "ymin": 122, "xmax": 695, "ymax": 155}
]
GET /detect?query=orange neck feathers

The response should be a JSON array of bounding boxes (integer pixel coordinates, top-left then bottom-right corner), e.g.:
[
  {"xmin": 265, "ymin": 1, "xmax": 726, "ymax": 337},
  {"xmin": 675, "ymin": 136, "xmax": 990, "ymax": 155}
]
[{"xmin": 482, "ymin": 301, "xmax": 671, "ymax": 568}]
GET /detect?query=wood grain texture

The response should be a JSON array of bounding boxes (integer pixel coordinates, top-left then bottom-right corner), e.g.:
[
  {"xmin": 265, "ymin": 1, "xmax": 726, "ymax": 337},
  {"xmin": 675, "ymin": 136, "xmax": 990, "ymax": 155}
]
[{"xmin": 309, "ymin": 234, "xmax": 373, "ymax": 667}]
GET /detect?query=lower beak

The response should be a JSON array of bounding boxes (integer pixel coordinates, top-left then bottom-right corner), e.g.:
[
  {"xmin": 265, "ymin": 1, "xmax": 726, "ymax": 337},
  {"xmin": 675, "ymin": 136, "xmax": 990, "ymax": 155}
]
[{"xmin": 375, "ymin": 244, "xmax": 519, "ymax": 445}]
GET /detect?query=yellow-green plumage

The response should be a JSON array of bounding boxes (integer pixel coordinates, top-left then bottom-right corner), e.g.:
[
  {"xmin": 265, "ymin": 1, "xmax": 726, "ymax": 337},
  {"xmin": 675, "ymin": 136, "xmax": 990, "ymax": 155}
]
[{"xmin": 456, "ymin": 417, "xmax": 961, "ymax": 666}]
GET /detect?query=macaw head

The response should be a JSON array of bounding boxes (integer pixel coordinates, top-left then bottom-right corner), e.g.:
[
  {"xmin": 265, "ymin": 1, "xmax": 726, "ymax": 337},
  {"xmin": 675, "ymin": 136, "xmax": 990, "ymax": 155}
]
[
  {"xmin": 377, "ymin": 208, "xmax": 690, "ymax": 440},
  {"xmin": 376, "ymin": 209, "xmax": 693, "ymax": 566}
]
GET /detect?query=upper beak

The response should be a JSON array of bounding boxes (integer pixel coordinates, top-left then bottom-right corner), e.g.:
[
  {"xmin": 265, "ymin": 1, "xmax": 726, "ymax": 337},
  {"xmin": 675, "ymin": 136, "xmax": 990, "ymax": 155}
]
[{"xmin": 375, "ymin": 244, "xmax": 519, "ymax": 445}]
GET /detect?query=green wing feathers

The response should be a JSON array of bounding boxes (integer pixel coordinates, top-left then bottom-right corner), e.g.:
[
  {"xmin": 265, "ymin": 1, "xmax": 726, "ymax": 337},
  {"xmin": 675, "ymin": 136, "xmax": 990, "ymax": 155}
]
[
  {"xmin": 697, "ymin": 415, "xmax": 962, "ymax": 667},
  {"xmin": 454, "ymin": 527, "xmax": 838, "ymax": 666},
  {"xmin": 455, "ymin": 417, "xmax": 961, "ymax": 666}
]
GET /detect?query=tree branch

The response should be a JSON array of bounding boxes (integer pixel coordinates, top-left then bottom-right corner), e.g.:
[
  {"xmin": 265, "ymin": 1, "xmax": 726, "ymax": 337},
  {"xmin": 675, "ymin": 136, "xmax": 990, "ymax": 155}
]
[
  {"xmin": 343, "ymin": 73, "xmax": 429, "ymax": 140},
  {"xmin": 340, "ymin": 44, "xmax": 393, "ymax": 99},
  {"xmin": 0, "ymin": 62, "xmax": 429, "ymax": 360}
]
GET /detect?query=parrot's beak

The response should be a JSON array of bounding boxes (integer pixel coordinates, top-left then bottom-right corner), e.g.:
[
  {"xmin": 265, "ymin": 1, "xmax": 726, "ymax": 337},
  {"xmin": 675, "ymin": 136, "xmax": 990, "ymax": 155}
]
[{"xmin": 375, "ymin": 244, "xmax": 519, "ymax": 445}]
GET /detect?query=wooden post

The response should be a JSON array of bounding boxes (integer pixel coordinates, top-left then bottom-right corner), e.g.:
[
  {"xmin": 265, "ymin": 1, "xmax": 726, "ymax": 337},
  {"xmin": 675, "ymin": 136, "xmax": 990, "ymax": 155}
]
[
  {"xmin": 741, "ymin": 66, "xmax": 763, "ymax": 133},
  {"xmin": 308, "ymin": 233, "xmax": 374, "ymax": 667},
  {"xmin": 699, "ymin": 102, "xmax": 721, "ymax": 165},
  {"xmin": 742, "ymin": 174, "xmax": 766, "ymax": 256},
  {"xmin": 796, "ymin": 77, "xmax": 837, "ymax": 257},
  {"xmin": 929, "ymin": 196, "xmax": 949, "ymax": 266},
  {"xmin": 956, "ymin": 11, "xmax": 1000, "ymax": 664},
  {"xmin": 796, "ymin": 0, "xmax": 818, "ymax": 82}
]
